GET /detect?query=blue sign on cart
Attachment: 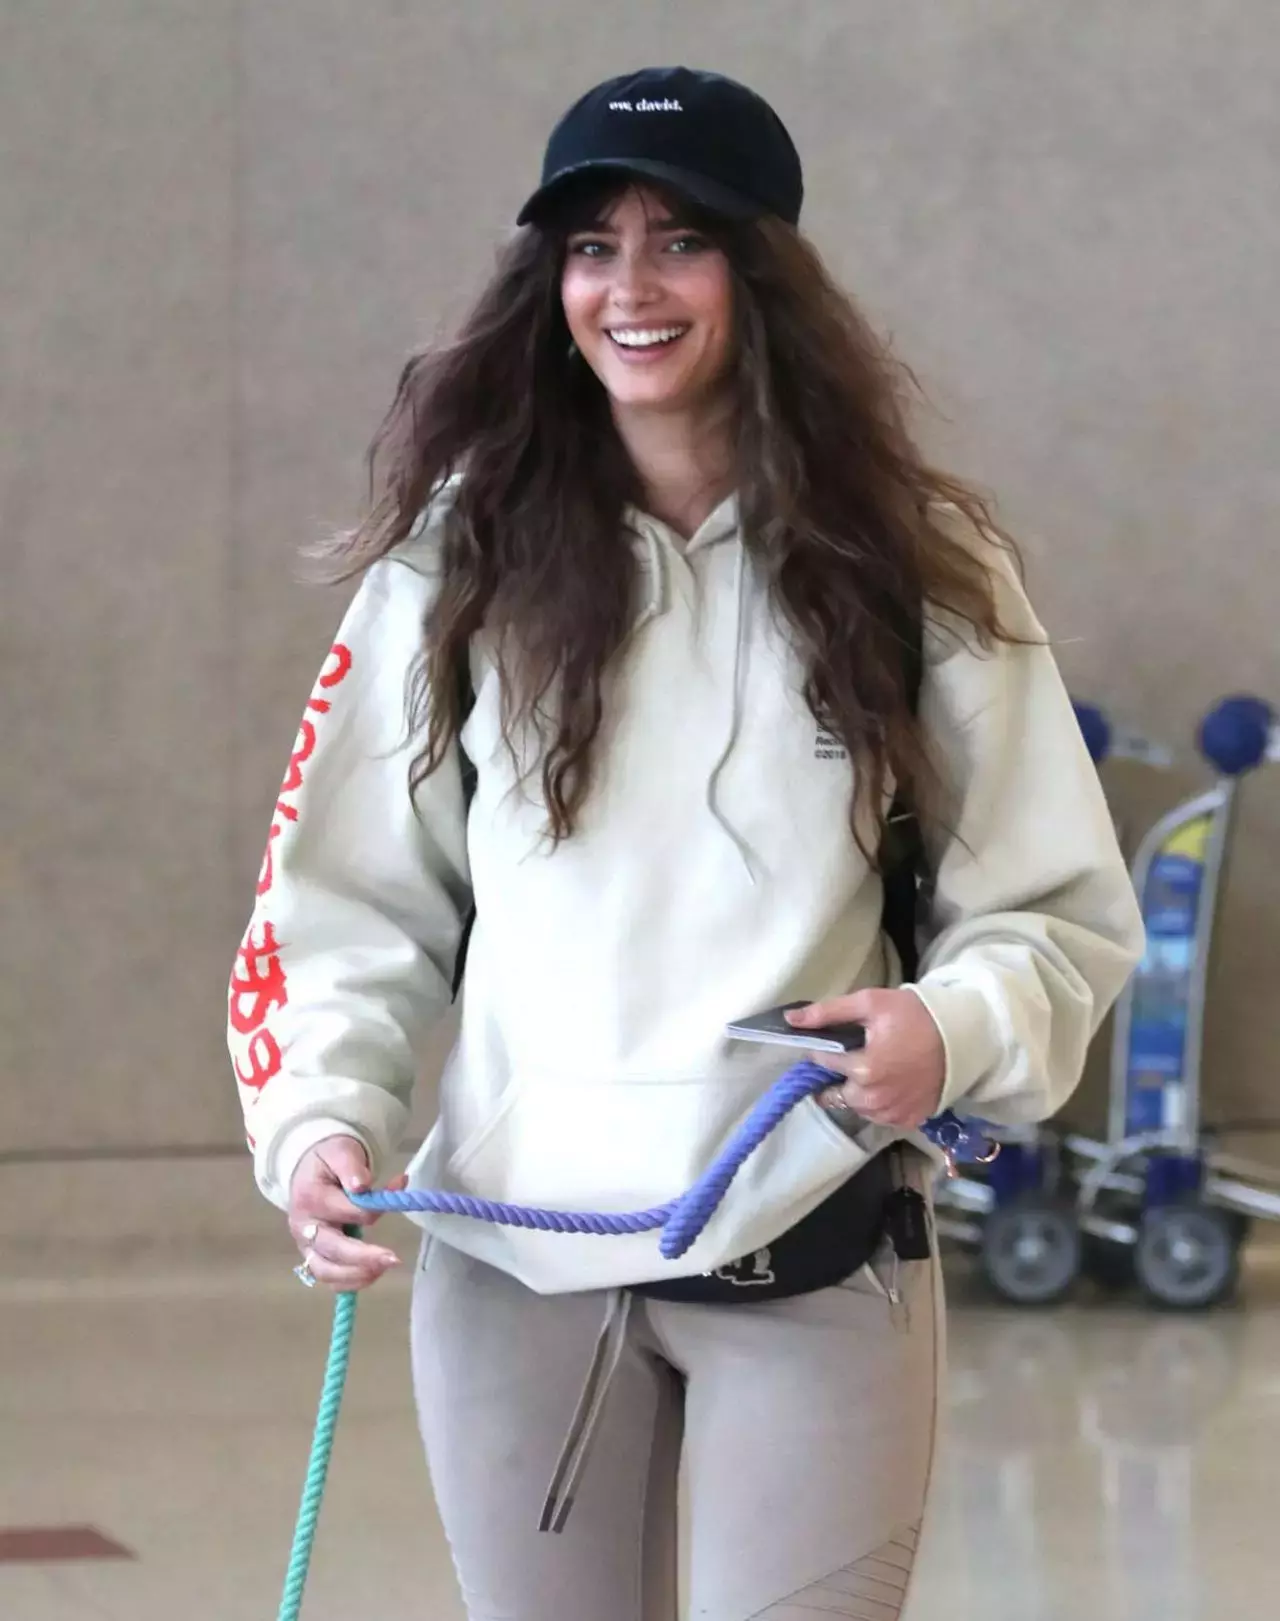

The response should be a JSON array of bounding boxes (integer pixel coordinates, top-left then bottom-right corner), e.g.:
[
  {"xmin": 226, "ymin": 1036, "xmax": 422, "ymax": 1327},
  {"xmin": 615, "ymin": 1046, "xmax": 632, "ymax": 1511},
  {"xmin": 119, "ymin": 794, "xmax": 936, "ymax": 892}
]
[{"xmin": 1123, "ymin": 814, "xmax": 1212, "ymax": 1134}]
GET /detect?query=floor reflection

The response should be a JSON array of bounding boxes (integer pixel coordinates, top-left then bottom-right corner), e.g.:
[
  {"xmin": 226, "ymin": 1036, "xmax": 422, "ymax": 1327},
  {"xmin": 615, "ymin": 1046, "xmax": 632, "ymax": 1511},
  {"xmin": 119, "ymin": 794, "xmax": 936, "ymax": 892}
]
[
  {"xmin": 1, "ymin": 1248, "xmax": 1277, "ymax": 1619},
  {"xmin": 910, "ymin": 1255, "xmax": 1274, "ymax": 1621}
]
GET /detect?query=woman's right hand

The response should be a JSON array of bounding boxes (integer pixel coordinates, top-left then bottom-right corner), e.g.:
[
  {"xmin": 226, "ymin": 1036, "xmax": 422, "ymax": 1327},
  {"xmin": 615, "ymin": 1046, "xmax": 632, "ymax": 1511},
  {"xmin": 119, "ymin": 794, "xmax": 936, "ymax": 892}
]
[{"xmin": 287, "ymin": 1134, "xmax": 408, "ymax": 1291}]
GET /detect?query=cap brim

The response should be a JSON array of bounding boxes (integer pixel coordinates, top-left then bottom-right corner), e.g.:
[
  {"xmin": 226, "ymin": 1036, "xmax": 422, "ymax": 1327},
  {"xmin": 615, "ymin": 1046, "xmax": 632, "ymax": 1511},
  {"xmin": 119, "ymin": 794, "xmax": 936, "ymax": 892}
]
[{"xmin": 516, "ymin": 159, "xmax": 761, "ymax": 227}]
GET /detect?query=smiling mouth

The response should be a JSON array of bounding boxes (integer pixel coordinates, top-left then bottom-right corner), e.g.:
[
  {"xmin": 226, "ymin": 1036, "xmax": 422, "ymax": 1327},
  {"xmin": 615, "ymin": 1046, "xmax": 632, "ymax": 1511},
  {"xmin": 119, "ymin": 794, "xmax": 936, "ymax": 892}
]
[{"xmin": 605, "ymin": 324, "xmax": 691, "ymax": 353}]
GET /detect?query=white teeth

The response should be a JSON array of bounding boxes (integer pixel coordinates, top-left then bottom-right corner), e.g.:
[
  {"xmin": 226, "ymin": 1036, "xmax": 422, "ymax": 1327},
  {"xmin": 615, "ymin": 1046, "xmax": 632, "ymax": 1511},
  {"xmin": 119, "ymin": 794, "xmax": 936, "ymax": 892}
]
[{"xmin": 608, "ymin": 326, "xmax": 688, "ymax": 348}]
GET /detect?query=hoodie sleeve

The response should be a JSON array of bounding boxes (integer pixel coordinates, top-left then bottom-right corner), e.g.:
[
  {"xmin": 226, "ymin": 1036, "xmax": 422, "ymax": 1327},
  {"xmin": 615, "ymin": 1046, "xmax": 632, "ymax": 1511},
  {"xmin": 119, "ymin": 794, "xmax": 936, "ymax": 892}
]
[
  {"xmin": 227, "ymin": 539, "xmax": 471, "ymax": 1209},
  {"xmin": 906, "ymin": 545, "xmax": 1145, "ymax": 1127}
]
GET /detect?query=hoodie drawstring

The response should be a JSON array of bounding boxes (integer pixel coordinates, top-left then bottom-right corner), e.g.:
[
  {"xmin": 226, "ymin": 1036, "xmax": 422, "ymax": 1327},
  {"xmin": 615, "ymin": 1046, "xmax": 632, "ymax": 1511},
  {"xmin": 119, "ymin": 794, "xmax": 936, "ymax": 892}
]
[
  {"xmin": 539, "ymin": 1289, "xmax": 633, "ymax": 1534},
  {"xmin": 629, "ymin": 510, "xmax": 758, "ymax": 884},
  {"xmin": 704, "ymin": 540, "xmax": 758, "ymax": 884}
]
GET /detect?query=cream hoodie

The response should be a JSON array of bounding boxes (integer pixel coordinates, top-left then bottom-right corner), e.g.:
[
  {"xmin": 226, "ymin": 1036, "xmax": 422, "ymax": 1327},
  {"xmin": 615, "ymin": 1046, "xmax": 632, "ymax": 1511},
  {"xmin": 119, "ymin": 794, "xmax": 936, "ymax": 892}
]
[{"xmin": 228, "ymin": 495, "xmax": 1143, "ymax": 1293}]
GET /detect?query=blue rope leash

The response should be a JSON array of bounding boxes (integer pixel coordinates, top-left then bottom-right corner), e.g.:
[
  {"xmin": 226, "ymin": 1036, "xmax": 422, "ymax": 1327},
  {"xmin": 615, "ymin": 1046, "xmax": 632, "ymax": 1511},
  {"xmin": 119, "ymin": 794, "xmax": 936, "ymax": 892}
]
[{"xmin": 277, "ymin": 1062, "xmax": 992, "ymax": 1618}]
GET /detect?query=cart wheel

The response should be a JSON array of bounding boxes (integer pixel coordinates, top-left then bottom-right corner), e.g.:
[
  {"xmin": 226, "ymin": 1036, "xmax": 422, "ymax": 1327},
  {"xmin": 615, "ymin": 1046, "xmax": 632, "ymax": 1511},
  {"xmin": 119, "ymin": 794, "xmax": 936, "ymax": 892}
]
[
  {"xmin": 980, "ymin": 1199, "xmax": 1082, "ymax": 1306},
  {"xmin": 1134, "ymin": 1203, "xmax": 1239, "ymax": 1310}
]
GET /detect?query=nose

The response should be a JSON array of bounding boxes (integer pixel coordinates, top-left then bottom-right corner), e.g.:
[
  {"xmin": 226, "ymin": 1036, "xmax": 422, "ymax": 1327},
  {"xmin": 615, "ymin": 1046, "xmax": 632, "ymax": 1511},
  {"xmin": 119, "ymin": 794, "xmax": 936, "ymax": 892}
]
[{"xmin": 608, "ymin": 244, "xmax": 662, "ymax": 311}]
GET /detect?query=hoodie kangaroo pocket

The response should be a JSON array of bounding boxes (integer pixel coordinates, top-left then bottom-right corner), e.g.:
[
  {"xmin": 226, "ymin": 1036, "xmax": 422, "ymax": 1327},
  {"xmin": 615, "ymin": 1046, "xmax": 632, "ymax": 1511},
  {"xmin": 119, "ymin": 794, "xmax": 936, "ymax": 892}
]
[{"xmin": 443, "ymin": 1069, "xmax": 875, "ymax": 1282}]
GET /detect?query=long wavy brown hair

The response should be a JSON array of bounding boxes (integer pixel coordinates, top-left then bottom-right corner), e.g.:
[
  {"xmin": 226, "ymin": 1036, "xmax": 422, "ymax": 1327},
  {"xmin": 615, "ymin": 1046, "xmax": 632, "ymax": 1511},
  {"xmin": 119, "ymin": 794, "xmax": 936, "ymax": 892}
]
[{"xmin": 322, "ymin": 178, "xmax": 1024, "ymax": 861}]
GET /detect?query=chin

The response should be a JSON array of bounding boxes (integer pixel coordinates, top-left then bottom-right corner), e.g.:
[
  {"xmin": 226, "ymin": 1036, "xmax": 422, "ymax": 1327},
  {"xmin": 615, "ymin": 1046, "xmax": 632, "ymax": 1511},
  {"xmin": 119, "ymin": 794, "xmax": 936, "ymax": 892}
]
[
  {"xmin": 612, "ymin": 383, "xmax": 694, "ymax": 411},
  {"xmin": 600, "ymin": 368, "xmax": 705, "ymax": 413}
]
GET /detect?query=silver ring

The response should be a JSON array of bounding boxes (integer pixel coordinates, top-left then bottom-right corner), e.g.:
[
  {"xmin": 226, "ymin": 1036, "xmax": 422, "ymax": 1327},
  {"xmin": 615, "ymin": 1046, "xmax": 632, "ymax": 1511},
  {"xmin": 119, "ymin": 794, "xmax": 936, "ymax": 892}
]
[{"xmin": 293, "ymin": 1261, "xmax": 317, "ymax": 1289}]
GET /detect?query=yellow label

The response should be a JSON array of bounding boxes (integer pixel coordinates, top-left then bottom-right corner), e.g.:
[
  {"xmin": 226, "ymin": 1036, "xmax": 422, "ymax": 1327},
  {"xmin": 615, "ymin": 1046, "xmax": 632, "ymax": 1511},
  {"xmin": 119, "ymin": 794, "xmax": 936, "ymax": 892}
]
[{"xmin": 1160, "ymin": 814, "xmax": 1212, "ymax": 863}]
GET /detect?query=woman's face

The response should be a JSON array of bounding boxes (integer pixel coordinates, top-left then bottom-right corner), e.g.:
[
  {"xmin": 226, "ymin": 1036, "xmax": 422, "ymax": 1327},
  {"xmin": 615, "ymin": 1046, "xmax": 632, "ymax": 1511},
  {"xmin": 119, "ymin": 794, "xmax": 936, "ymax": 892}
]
[{"xmin": 560, "ymin": 186, "xmax": 735, "ymax": 418}]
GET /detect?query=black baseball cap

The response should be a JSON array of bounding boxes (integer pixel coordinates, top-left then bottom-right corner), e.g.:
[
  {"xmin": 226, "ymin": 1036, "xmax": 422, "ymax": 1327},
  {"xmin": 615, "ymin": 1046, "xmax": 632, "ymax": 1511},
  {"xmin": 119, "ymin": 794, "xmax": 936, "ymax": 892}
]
[{"xmin": 517, "ymin": 66, "xmax": 803, "ymax": 228}]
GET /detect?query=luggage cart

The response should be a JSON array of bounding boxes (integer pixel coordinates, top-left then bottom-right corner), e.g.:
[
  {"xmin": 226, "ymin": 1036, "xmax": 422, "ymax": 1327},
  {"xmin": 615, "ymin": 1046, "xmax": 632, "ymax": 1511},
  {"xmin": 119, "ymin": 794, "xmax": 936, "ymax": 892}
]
[{"xmin": 1064, "ymin": 694, "xmax": 1280, "ymax": 1309}]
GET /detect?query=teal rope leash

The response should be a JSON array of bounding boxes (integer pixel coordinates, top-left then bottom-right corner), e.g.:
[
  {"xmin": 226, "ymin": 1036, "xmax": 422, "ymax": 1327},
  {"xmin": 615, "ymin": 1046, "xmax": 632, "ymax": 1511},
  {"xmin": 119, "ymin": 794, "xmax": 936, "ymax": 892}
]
[{"xmin": 276, "ymin": 1250, "xmax": 360, "ymax": 1621}]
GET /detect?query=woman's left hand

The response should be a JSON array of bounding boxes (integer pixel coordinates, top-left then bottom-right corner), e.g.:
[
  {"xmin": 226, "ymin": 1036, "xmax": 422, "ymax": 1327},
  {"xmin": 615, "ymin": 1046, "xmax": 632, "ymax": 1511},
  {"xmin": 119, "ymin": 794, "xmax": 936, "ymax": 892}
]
[{"xmin": 785, "ymin": 989, "xmax": 946, "ymax": 1128}]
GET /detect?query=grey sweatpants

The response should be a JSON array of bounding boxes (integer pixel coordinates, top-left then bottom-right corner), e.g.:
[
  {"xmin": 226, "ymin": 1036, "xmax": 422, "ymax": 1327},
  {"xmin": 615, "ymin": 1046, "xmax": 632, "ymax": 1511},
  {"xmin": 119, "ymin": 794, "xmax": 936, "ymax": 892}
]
[{"xmin": 410, "ymin": 1163, "xmax": 944, "ymax": 1621}]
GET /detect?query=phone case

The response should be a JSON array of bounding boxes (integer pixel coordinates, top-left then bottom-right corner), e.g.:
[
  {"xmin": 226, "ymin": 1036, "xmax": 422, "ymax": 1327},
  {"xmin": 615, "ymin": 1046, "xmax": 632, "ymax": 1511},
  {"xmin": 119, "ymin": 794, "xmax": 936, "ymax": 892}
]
[{"xmin": 725, "ymin": 1001, "xmax": 867, "ymax": 1054}]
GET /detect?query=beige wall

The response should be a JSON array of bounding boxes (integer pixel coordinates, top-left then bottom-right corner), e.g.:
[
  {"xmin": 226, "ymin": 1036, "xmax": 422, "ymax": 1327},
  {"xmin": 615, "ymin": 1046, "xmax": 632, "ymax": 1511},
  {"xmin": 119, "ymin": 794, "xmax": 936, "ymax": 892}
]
[{"xmin": 4, "ymin": 2, "xmax": 1279, "ymax": 1218}]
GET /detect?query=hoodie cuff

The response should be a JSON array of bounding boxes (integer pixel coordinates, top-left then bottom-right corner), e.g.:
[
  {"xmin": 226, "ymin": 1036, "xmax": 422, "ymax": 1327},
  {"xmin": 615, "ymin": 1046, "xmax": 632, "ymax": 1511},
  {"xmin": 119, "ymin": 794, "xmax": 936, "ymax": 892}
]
[
  {"xmin": 257, "ymin": 1117, "xmax": 379, "ymax": 1211},
  {"xmin": 904, "ymin": 978, "xmax": 1004, "ymax": 1113}
]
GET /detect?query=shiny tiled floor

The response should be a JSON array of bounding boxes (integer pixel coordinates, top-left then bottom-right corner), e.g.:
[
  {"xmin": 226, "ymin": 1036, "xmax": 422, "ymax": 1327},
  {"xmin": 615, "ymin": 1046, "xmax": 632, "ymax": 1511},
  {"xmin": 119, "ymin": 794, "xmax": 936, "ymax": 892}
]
[{"xmin": 4, "ymin": 1248, "xmax": 1278, "ymax": 1620}]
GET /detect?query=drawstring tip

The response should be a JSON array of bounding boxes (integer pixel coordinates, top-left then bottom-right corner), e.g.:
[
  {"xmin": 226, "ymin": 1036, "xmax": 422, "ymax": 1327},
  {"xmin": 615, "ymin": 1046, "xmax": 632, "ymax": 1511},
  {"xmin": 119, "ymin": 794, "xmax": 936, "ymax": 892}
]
[{"xmin": 538, "ymin": 1494, "xmax": 572, "ymax": 1535}]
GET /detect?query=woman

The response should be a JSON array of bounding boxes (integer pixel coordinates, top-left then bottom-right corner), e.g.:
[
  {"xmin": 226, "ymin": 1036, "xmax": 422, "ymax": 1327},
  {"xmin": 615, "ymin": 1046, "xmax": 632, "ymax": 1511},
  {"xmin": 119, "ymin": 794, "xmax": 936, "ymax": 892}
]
[{"xmin": 228, "ymin": 66, "xmax": 1143, "ymax": 1621}]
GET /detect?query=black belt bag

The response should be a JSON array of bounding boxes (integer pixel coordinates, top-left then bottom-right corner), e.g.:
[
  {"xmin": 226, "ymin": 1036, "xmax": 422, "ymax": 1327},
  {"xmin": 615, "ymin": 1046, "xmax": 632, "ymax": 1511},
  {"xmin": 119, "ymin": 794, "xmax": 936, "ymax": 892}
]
[{"xmin": 632, "ymin": 1146, "xmax": 921, "ymax": 1305}]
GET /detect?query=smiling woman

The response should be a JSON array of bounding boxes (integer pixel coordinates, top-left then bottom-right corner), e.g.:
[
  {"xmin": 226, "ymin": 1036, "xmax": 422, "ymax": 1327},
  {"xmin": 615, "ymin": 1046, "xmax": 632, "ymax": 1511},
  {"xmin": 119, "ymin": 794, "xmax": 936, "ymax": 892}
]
[{"xmin": 229, "ymin": 63, "xmax": 1143, "ymax": 1621}]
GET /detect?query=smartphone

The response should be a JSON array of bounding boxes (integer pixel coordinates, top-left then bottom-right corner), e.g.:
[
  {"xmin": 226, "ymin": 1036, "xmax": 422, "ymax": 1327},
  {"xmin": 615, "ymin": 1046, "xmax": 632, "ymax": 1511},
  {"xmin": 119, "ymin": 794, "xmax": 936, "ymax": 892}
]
[{"xmin": 725, "ymin": 1001, "xmax": 867, "ymax": 1055}]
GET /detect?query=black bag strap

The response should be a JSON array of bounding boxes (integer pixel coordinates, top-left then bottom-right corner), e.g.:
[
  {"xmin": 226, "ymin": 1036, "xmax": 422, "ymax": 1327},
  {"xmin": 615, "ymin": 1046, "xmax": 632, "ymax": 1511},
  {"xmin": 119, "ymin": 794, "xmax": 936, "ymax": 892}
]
[
  {"xmin": 447, "ymin": 607, "xmax": 925, "ymax": 1001},
  {"xmin": 449, "ymin": 653, "xmax": 479, "ymax": 1002},
  {"xmin": 878, "ymin": 607, "xmax": 927, "ymax": 981}
]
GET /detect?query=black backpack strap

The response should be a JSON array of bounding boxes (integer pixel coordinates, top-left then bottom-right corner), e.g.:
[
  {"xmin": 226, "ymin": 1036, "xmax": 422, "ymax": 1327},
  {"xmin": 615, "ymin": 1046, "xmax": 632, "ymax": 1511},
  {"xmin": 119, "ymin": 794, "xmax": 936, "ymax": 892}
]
[
  {"xmin": 450, "ymin": 650, "xmax": 479, "ymax": 1003},
  {"xmin": 878, "ymin": 606, "xmax": 926, "ymax": 981}
]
